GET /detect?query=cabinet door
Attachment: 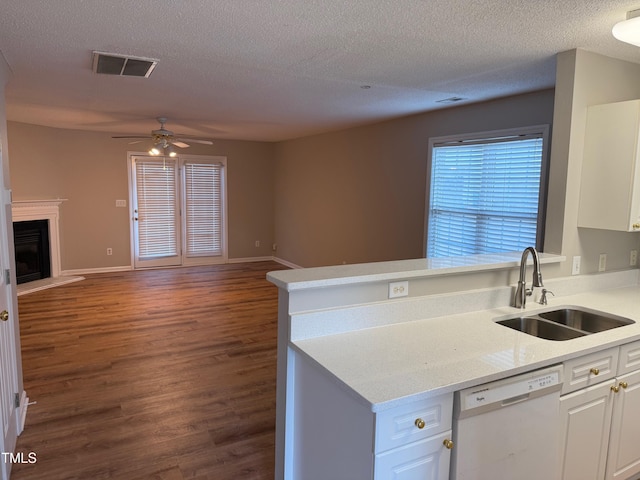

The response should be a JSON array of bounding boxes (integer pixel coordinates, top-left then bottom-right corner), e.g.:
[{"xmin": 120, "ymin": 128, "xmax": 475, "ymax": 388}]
[
  {"xmin": 579, "ymin": 100, "xmax": 640, "ymax": 232},
  {"xmin": 558, "ymin": 379, "xmax": 615, "ymax": 480},
  {"xmin": 374, "ymin": 431, "xmax": 452, "ymax": 480},
  {"xmin": 606, "ymin": 370, "xmax": 640, "ymax": 480},
  {"xmin": 562, "ymin": 347, "xmax": 619, "ymax": 395}
]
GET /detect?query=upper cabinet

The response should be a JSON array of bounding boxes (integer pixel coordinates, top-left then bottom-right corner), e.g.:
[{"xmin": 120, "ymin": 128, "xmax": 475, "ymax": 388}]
[{"xmin": 578, "ymin": 100, "xmax": 640, "ymax": 232}]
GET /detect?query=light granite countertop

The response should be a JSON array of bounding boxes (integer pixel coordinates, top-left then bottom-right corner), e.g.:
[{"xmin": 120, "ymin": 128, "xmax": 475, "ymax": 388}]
[{"xmin": 292, "ymin": 284, "xmax": 640, "ymax": 412}]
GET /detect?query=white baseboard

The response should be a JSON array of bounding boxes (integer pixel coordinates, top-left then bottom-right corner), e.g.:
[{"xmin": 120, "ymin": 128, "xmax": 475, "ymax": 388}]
[
  {"xmin": 61, "ymin": 256, "xmax": 302, "ymax": 274},
  {"xmin": 228, "ymin": 256, "xmax": 275, "ymax": 264},
  {"xmin": 62, "ymin": 266, "xmax": 133, "ymax": 276},
  {"xmin": 272, "ymin": 257, "xmax": 303, "ymax": 269}
]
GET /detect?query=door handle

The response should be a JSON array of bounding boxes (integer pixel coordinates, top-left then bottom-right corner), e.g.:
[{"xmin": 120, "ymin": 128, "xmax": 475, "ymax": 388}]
[{"xmin": 0, "ymin": 310, "xmax": 8, "ymax": 321}]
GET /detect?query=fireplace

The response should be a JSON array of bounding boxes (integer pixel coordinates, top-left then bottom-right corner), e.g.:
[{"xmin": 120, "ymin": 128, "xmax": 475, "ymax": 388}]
[
  {"xmin": 11, "ymin": 199, "xmax": 65, "ymax": 281},
  {"xmin": 14, "ymin": 220, "xmax": 51, "ymax": 284}
]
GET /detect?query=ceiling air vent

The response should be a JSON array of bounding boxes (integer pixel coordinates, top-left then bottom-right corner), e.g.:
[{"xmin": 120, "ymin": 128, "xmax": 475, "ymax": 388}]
[{"xmin": 92, "ymin": 51, "xmax": 158, "ymax": 78}]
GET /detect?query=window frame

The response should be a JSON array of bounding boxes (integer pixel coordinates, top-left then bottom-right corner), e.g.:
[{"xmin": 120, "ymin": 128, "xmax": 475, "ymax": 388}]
[
  {"xmin": 180, "ymin": 155, "xmax": 227, "ymax": 264},
  {"xmin": 424, "ymin": 125, "xmax": 550, "ymax": 258}
]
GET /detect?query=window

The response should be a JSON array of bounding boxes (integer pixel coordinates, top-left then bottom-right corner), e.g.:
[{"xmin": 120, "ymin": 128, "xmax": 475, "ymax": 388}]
[
  {"xmin": 426, "ymin": 126, "xmax": 549, "ymax": 258},
  {"xmin": 130, "ymin": 155, "xmax": 227, "ymax": 268},
  {"xmin": 184, "ymin": 160, "xmax": 224, "ymax": 257}
]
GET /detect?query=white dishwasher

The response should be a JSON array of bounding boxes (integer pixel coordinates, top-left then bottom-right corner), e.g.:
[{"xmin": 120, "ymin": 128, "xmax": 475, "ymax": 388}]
[{"xmin": 451, "ymin": 364, "xmax": 563, "ymax": 480}]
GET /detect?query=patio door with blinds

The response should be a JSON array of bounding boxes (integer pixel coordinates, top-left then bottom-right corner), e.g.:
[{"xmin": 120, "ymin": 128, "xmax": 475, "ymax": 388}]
[{"xmin": 130, "ymin": 154, "xmax": 227, "ymax": 269}]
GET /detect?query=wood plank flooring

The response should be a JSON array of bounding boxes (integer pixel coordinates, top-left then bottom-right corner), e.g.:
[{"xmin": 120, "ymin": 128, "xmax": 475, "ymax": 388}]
[{"xmin": 10, "ymin": 261, "xmax": 288, "ymax": 480}]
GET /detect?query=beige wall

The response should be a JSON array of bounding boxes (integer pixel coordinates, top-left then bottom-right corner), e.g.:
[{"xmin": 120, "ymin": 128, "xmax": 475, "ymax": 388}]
[
  {"xmin": 274, "ymin": 89, "xmax": 556, "ymax": 268},
  {"xmin": 7, "ymin": 122, "xmax": 275, "ymax": 271},
  {"xmin": 273, "ymin": 49, "xmax": 640, "ymax": 288},
  {"xmin": 7, "ymin": 49, "xmax": 640, "ymax": 280}
]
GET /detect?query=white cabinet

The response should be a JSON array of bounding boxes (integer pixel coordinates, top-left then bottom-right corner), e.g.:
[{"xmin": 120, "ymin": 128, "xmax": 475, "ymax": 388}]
[
  {"xmin": 606, "ymin": 366, "xmax": 640, "ymax": 479},
  {"xmin": 373, "ymin": 395, "xmax": 453, "ymax": 480},
  {"xmin": 374, "ymin": 431, "xmax": 453, "ymax": 480},
  {"xmin": 292, "ymin": 351, "xmax": 453, "ymax": 480},
  {"xmin": 558, "ymin": 379, "xmax": 615, "ymax": 480},
  {"xmin": 561, "ymin": 347, "xmax": 619, "ymax": 395},
  {"xmin": 579, "ymin": 99, "xmax": 640, "ymax": 232},
  {"xmin": 559, "ymin": 341, "xmax": 640, "ymax": 480}
]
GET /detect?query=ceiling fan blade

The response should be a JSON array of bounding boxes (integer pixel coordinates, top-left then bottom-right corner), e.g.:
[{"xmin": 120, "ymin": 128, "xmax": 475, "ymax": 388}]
[
  {"xmin": 171, "ymin": 141, "xmax": 190, "ymax": 148},
  {"xmin": 112, "ymin": 135, "xmax": 148, "ymax": 139},
  {"xmin": 128, "ymin": 140, "xmax": 144, "ymax": 145},
  {"xmin": 176, "ymin": 138, "xmax": 213, "ymax": 145}
]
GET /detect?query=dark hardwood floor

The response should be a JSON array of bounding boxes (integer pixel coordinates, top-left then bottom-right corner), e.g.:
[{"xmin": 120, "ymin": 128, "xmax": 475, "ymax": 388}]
[{"xmin": 10, "ymin": 261, "xmax": 288, "ymax": 480}]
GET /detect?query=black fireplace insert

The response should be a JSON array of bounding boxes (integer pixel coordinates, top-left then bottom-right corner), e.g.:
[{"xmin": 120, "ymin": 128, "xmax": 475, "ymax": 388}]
[{"xmin": 14, "ymin": 220, "xmax": 51, "ymax": 284}]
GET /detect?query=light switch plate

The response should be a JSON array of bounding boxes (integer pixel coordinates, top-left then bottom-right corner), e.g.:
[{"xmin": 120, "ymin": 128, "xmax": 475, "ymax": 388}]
[{"xmin": 571, "ymin": 256, "xmax": 581, "ymax": 275}]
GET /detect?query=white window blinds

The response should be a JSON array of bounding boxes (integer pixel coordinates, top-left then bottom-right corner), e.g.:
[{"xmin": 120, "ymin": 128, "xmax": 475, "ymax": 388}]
[
  {"xmin": 184, "ymin": 161, "xmax": 223, "ymax": 257},
  {"xmin": 427, "ymin": 133, "xmax": 545, "ymax": 258},
  {"xmin": 135, "ymin": 158, "xmax": 179, "ymax": 259}
]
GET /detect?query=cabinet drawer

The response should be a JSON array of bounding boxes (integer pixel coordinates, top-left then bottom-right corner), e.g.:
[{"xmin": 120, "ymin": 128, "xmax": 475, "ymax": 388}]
[
  {"xmin": 374, "ymin": 430, "xmax": 452, "ymax": 480},
  {"xmin": 618, "ymin": 340, "xmax": 640, "ymax": 376},
  {"xmin": 562, "ymin": 347, "xmax": 619, "ymax": 395},
  {"xmin": 375, "ymin": 393, "xmax": 453, "ymax": 453}
]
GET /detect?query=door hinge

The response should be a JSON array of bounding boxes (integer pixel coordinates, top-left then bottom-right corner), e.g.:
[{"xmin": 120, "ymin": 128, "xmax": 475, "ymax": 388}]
[
  {"xmin": 14, "ymin": 393, "xmax": 20, "ymax": 408},
  {"xmin": 5, "ymin": 269, "xmax": 10, "ymax": 285}
]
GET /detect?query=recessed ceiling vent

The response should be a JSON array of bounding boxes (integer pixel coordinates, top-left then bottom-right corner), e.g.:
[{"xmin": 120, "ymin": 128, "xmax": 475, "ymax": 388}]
[{"xmin": 92, "ymin": 51, "xmax": 158, "ymax": 78}]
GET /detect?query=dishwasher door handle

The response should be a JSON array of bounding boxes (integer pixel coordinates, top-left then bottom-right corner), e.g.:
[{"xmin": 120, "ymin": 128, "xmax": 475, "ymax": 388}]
[{"xmin": 501, "ymin": 392, "xmax": 530, "ymax": 407}]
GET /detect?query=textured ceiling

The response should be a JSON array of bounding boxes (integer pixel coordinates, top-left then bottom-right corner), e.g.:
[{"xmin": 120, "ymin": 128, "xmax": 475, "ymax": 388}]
[{"xmin": 1, "ymin": 0, "xmax": 640, "ymax": 142}]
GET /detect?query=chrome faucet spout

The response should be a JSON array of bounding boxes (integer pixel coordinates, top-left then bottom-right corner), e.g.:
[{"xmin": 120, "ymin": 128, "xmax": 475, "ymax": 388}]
[{"xmin": 513, "ymin": 247, "xmax": 544, "ymax": 309}]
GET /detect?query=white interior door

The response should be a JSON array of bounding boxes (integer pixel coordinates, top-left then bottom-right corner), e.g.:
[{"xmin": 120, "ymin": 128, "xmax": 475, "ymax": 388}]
[
  {"xmin": 0, "ymin": 144, "xmax": 19, "ymax": 480},
  {"xmin": 131, "ymin": 156, "xmax": 181, "ymax": 268}
]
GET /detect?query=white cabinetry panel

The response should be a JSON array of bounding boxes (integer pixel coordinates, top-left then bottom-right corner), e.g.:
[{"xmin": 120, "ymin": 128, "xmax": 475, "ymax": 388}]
[
  {"xmin": 562, "ymin": 347, "xmax": 619, "ymax": 395},
  {"xmin": 558, "ymin": 379, "xmax": 615, "ymax": 480},
  {"xmin": 606, "ymin": 369, "xmax": 640, "ymax": 480},
  {"xmin": 579, "ymin": 99, "xmax": 640, "ymax": 232},
  {"xmin": 374, "ymin": 431, "xmax": 452, "ymax": 480}
]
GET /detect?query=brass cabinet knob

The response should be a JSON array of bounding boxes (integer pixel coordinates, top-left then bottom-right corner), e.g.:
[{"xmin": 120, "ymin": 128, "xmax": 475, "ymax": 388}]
[
  {"xmin": 0, "ymin": 310, "xmax": 8, "ymax": 321},
  {"xmin": 590, "ymin": 368, "xmax": 600, "ymax": 375},
  {"xmin": 633, "ymin": 223, "xmax": 640, "ymax": 230},
  {"xmin": 414, "ymin": 418, "xmax": 425, "ymax": 429},
  {"xmin": 620, "ymin": 381, "xmax": 629, "ymax": 389},
  {"xmin": 612, "ymin": 385, "xmax": 620, "ymax": 393},
  {"xmin": 443, "ymin": 439, "xmax": 454, "ymax": 450}
]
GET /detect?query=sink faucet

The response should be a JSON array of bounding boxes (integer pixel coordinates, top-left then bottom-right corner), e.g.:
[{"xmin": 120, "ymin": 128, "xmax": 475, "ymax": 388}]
[{"xmin": 513, "ymin": 247, "xmax": 544, "ymax": 308}]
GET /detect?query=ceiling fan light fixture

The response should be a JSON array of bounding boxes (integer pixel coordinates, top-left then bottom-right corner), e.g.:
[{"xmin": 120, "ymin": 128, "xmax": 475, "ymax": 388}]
[
  {"xmin": 612, "ymin": 10, "xmax": 640, "ymax": 46},
  {"xmin": 166, "ymin": 145, "xmax": 177, "ymax": 158},
  {"xmin": 149, "ymin": 146, "xmax": 161, "ymax": 156}
]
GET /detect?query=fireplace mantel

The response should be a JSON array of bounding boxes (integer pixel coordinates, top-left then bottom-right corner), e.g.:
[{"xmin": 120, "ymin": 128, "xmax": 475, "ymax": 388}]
[{"xmin": 11, "ymin": 199, "xmax": 67, "ymax": 278}]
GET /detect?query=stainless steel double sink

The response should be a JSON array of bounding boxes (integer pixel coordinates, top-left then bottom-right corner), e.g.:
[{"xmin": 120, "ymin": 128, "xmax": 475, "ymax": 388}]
[{"xmin": 496, "ymin": 306, "xmax": 635, "ymax": 341}]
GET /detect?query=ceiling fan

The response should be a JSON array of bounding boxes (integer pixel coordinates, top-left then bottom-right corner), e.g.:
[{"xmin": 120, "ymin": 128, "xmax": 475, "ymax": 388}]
[{"xmin": 112, "ymin": 117, "xmax": 213, "ymax": 157}]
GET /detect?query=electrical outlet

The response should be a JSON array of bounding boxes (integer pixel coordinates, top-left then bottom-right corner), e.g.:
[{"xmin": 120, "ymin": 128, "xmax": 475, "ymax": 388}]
[
  {"xmin": 599, "ymin": 253, "xmax": 607, "ymax": 272},
  {"xmin": 388, "ymin": 281, "xmax": 409, "ymax": 299},
  {"xmin": 115, "ymin": 200, "xmax": 127, "ymax": 207},
  {"xmin": 571, "ymin": 256, "xmax": 581, "ymax": 275},
  {"xmin": 631, "ymin": 250, "xmax": 638, "ymax": 266},
  {"xmin": 255, "ymin": 240, "xmax": 260, "ymax": 248},
  {"xmin": 106, "ymin": 248, "xmax": 113, "ymax": 256}
]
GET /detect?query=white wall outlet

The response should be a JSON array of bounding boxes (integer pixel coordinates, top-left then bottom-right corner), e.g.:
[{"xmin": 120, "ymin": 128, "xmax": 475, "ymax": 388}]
[
  {"xmin": 106, "ymin": 248, "xmax": 113, "ymax": 256},
  {"xmin": 389, "ymin": 281, "xmax": 409, "ymax": 299},
  {"xmin": 598, "ymin": 253, "xmax": 607, "ymax": 272},
  {"xmin": 115, "ymin": 200, "xmax": 127, "ymax": 207},
  {"xmin": 255, "ymin": 240, "xmax": 260, "ymax": 247},
  {"xmin": 631, "ymin": 250, "xmax": 638, "ymax": 266},
  {"xmin": 571, "ymin": 256, "xmax": 581, "ymax": 275}
]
